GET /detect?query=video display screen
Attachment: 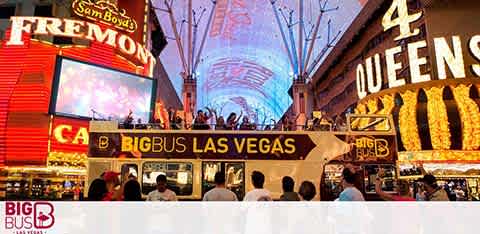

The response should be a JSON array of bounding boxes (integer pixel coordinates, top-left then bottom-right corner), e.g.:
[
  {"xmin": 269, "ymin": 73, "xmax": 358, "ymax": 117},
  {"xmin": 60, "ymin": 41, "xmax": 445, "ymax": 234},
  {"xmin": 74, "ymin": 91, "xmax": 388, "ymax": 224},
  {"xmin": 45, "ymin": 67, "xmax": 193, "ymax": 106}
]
[
  {"xmin": 51, "ymin": 57, "xmax": 155, "ymax": 122},
  {"xmin": 154, "ymin": 0, "xmax": 365, "ymax": 121}
]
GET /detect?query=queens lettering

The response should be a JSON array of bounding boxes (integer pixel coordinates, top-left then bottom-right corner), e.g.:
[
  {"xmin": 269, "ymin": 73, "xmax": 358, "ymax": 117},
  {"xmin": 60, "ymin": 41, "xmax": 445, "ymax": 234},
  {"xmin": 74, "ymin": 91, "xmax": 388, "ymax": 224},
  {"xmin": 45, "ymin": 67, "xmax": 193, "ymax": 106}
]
[
  {"xmin": 5, "ymin": 17, "xmax": 154, "ymax": 67},
  {"xmin": 355, "ymin": 0, "xmax": 480, "ymax": 99}
]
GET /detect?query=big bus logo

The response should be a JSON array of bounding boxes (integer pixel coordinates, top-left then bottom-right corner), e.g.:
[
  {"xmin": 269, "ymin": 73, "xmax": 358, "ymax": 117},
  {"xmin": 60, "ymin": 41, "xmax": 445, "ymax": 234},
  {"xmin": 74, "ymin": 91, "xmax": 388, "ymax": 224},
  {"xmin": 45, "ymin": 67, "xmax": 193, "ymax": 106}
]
[{"xmin": 4, "ymin": 202, "xmax": 55, "ymax": 231}]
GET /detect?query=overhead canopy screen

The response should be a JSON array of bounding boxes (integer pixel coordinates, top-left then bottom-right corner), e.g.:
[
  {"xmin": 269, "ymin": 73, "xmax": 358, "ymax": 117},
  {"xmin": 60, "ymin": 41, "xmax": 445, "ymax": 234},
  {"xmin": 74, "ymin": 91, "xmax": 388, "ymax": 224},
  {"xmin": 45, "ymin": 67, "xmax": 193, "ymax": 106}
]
[{"xmin": 153, "ymin": 0, "xmax": 365, "ymax": 121}]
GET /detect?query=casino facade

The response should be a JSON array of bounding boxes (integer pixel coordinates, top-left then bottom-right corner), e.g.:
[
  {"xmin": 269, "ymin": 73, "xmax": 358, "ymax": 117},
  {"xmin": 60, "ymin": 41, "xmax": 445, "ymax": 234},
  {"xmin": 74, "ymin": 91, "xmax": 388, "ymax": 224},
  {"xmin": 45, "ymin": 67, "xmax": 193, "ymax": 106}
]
[
  {"xmin": 0, "ymin": 0, "xmax": 180, "ymax": 200},
  {"xmin": 310, "ymin": 0, "xmax": 480, "ymax": 199}
]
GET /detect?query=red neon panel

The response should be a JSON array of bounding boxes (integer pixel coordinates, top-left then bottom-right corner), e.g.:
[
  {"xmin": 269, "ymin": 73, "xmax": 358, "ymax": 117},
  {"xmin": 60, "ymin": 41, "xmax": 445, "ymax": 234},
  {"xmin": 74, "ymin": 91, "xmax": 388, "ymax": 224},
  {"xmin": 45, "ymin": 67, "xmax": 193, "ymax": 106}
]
[{"xmin": 0, "ymin": 28, "xmax": 151, "ymax": 167}]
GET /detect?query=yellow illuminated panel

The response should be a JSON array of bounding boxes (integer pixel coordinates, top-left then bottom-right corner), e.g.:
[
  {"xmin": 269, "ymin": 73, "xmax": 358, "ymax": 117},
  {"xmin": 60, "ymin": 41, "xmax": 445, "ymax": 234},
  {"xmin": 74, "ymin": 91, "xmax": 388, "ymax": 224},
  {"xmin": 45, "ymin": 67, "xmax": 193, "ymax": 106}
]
[
  {"xmin": 47, "ymin": 152, "xmax": 88, "ymax": 169},
  {"xmin": 452, "ymin": 84, "xmax": 480, "ymax": 150},
  {"xmin": 424, "ymin": 87, "xmax": 451, "ymax": 150},
  {"xmin": 352, "ymin": 104, "xmax": 367, "ymax": 130},
  {"xmin": 399, "ymin": 151, "xmax": 480, "ymax": 162},
  {"xmin": 378, "ymin": 95, "xmax": 395, "ymax": 131},
  {"xmin": 399, "ymin": 90, "xmax": 421, "ymax": 151}
]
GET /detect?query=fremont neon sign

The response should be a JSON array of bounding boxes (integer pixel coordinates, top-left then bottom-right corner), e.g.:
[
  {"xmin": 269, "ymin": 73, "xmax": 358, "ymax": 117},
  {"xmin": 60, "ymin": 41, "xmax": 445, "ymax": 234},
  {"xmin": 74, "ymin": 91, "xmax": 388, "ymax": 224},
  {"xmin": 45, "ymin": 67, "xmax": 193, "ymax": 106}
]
[
  {"xmin": 6, "ymin": 17, "xmax": 155, "ymax": 67},
  {"xmin": 355, "ymin": 0, "xmax": 480, "ymax": 99}
]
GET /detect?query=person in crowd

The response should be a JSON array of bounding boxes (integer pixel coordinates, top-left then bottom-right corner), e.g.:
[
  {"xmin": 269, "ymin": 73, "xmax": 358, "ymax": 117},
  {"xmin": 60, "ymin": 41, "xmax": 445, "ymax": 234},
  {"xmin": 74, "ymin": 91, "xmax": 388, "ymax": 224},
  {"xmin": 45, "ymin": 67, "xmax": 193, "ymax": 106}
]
[
  {"xmin": 420, "ymin": 174, "xmax": 449, "ymax": 201},
  {"xmin": 338, "ymin": 168, "xmax": 365, "ymax": 201},
  {"xmin": 102, "ymin": 171, "xmax": 123, "ymax": 201},
  {"xmin": 123, "ymin": 110, "xmax": 134, "ymax": 129},
  {"xmin": 215, "ymin": 116, "xmax": 227, "ymax": 130},
  {"xmin": 226, "ymin": 111, "xmax": 242, "ymax": 130},
  {"xmin": 168, "ymin": 107, "xmax": 176, "ymax": 126},
  {"xmin": 147, "ymin": 174, "xmax": 177, "ymax": 201},
  {"xmin": 244, "ymin": 171, "xmax": 271, "ymax": 201},
  {"xmin": 203, "ymin": 172, "xmax": 238, "ymax": 201},
  {"xmin": 334, "ymin": 115, "xmax": 347, "ymax": 131},
  {"xmin": 280, "ymin": 116, "xmax": 291, "ymax": 131},
  {"xmin": 193, "ymin": 109, "xmax": 213, "ymax": 130},
  {"xmin": 280, "ymin": 176, "xmax": 300, "ymax": 201},
  {"xmin": 454, "ymin": 185, "xmax": 466, "ymax": 201},
  {"xmin": 193, "ymin": 110, "xmax": 205, "ymax": 129},
  {"xmin": 239, "ymin": 116, "xmax": 256, "ymax": 130},
  {"xmin": 123, "ymin": 180, "xmax": 142, "ymax": 201},
  {"xmin": 375, "ymin": 168, "xmax": 415, "ymax": 201},
  {"xmin": 87, "ymin": 178, "xmax": 108, "ymax": 201},
  {"xmin": 298, "ymin": 181, "xmax": 317, "ymax": 201},
  {"xmin": 136, "ymin": 118, "xmax": 147, "ymax": 129}
]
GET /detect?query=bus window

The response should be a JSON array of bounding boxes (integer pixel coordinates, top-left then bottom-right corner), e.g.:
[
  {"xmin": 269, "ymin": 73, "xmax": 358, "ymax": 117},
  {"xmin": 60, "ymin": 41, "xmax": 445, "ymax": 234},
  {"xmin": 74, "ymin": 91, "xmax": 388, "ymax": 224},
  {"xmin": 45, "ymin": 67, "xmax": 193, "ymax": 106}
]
[
  {"xmin": 349, "ymin": 115, "xmax": 391, "ymax": 132},
  {"xmin": 225, "ymin": 163, "xmax": 245, "ymax": 200},
  {"xmin": 364, "ymin": 165, "xmax": 396, "ymax": 194},
  {"xmin": 202, "ymin": 162, "xmax": 221, "ymax": 194},
  {"xmin": 120, "ymin": 164, "xmax": 138, "ymax": 183},
  {"xmin": 202, "ymin": 162, "xmax": 245, "ymax": 200},
  {"xmin": 142, "ymin": 162, "xmax": 193, "ymax": 196}
]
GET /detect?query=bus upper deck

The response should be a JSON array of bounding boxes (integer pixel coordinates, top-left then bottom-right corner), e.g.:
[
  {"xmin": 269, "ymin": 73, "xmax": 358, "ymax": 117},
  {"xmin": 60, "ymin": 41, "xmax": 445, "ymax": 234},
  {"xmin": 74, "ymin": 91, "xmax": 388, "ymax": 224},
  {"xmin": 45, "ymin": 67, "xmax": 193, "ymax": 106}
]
[{"xmin": 87, "ymin": 115, "xmax": 398, "ymax": 200}]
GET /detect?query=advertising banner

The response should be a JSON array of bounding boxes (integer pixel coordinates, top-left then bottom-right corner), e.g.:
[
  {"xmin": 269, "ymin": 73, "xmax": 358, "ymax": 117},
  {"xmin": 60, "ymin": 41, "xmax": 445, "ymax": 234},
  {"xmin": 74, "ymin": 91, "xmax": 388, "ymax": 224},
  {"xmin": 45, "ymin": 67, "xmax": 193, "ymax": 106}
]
[
  {"xmin": 1, "ymin": 202, "xmax": 478, "ymax": 234},
  {"xmin": 89, "ymin": 132, "xmax": 320, "ymax": 160}
]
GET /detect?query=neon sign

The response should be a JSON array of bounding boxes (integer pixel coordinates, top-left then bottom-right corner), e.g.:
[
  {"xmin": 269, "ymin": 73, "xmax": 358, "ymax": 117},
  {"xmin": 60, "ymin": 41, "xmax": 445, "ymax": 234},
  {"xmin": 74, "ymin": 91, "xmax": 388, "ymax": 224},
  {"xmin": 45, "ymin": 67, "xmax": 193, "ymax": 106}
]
[
  {"xmin": 53, "ymin": 124, "xmax": 89, "ymax": 145},
  {"xmin": 6, "ymin": 17, "xmax": 155, "ymax": 67},
  {"xmin": 355, "ymin": 0, "xmax": 480, "ymax": 99},
  {"xmin": 72, "ymin": 0, "xmax": 138, "ymax": 33}
]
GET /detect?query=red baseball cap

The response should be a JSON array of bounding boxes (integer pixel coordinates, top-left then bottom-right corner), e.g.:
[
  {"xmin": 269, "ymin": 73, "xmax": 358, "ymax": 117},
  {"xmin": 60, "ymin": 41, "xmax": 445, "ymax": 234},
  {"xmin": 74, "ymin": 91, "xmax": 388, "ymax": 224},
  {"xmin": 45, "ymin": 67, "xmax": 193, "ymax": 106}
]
[{"xmin": 103, "ymin": 171, "xmax": 120, "ymax": 182}]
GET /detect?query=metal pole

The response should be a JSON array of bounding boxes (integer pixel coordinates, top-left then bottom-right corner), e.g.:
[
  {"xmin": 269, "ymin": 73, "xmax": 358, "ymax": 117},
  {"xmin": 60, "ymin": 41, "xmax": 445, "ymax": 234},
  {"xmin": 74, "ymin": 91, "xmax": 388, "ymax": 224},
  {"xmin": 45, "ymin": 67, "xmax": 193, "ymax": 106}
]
[
  {"xmin": 298, "ymin": 0, "xmax": 304, "ymax": 77},
  {"xmin": 165, "ymin": 0, "xmax": 188, "ymax": 73},
  {"xmin": 194, "ymin": 1, "xmax": 217, "ymax": 73},
  {"xmin": 304, "ymin": 11, "xmax": 324, "ymax": 75},
  {"xmin": 192, "ymin": 21, "xmax": 198, "ymax": 76},
  {"xmin": 270, "ymin": 0, "xmax": 296, "ymax": 73},
  {"xmin": 307, "ymin": 30, "xmax": 341, "ymax": 75},
  {"xmin": 188, "ymin": 0, "xmax": 193, "ymax": 75},
  {"xmin": 287, "ymin": 11, "xmax": 299, "ymax": 75}
]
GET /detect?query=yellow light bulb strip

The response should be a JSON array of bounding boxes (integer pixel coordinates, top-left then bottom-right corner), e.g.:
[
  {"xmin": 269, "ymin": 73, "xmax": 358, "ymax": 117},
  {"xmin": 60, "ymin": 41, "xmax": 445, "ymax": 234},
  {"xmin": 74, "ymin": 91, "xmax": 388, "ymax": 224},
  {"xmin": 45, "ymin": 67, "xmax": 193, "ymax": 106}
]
[
  {"xmin": 452, "ymin": 84, "xmax": 480, "ymax": 150},
  {"xmin": 424, "ymin": 87, "xmax": 451, "ymax": 150},
  {"xmin": 378, "ymin": 94, "xmax": 395, "ymax": 130},
  {"xmin": 47, "ymin": 152, "xmax": 88, "ymax": 169},
  {"xmin": 351, "ymin": 103, "xmax": 367, "ymax": 130},
  {"xmin": 399, "ymin": 90, "xmax": 422, "ymax": 151},
  {"xmin": 366, "ymin": 99, "xmax": 379, "ymax": 114}
]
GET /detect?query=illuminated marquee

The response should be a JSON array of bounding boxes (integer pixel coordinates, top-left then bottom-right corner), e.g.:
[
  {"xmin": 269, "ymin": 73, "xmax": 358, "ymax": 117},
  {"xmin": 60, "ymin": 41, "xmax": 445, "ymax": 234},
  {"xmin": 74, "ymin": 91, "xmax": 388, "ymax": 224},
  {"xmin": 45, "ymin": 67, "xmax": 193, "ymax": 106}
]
[
  {"xmin": 356, "ymin": 0, "xmax": 480, "ymax": 99},
  {"xmin": 72, "ymin": 0, "xmax": 138, "ymax": 33},
  {"xmin": 54, "ymin": 124, "xmax": 89, "ymax": 145},
  {"xmin": 6, "ymin": 17, "xmax": 155, "ymax": 67}
]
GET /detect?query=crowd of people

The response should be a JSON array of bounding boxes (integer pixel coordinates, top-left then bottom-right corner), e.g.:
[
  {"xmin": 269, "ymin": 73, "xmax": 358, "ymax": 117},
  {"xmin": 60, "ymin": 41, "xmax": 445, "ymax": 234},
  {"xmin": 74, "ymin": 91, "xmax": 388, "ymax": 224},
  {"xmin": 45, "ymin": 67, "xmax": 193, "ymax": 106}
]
[
  {"xmin": 122, "ymin": 107, "xmax": 347, "ymax": 132},
  {"xmin": 87, "ymin": 167, "xmax": 450, "ymax": 202}
]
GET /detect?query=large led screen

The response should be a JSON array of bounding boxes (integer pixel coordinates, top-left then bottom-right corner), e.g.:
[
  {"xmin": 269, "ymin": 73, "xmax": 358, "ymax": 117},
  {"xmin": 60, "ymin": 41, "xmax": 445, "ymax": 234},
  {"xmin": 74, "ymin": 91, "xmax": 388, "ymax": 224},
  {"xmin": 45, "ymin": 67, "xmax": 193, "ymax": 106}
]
[{"xmin": 51, "ymin": 57, "xmax": 156, "ymax": 122}]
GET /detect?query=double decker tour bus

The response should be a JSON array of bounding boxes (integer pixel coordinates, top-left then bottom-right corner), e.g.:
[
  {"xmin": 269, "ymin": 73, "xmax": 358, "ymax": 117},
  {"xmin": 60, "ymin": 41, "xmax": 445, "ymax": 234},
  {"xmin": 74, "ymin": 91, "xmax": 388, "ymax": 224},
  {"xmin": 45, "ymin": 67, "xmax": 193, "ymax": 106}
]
[{"xmin": 86, "ymin": 115, "xmax": 397, "ymax": 200}]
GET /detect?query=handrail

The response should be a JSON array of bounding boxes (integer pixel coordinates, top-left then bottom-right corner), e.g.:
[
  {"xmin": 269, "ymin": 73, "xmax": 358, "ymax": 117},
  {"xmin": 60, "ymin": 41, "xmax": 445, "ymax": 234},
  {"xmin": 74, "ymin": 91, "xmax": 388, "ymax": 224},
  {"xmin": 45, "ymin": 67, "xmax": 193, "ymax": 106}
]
[{"xmin": 120, "ymin": 123, "xmax": 338, "ymax": 132}]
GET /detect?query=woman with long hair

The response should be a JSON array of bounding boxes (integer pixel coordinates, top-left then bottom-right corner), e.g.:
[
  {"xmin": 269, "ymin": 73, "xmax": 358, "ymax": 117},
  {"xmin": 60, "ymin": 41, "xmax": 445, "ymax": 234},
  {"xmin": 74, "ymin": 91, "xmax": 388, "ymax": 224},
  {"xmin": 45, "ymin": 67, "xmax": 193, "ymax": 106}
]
[
  {"xmin": 123, "ymin": 180, "xmax": 143, "ymax": 201},
  {"xmin": 87, "ymin": 179, "xmax": 108, "ymax": 201}
]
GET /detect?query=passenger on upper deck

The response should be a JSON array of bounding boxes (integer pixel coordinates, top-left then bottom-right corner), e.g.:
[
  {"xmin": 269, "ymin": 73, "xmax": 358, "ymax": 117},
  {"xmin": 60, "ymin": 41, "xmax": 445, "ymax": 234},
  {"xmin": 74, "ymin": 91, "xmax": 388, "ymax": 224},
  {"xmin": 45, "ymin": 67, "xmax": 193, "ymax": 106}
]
[
  {"xmin": 193, "ymin": 110, "xmax": 212, "ymax": 130},
  {"xmin": 226, "ymin": 111, "xmax": 243, "ymax": 130},
  {"xmin": 239, "ymin": 116, "xmax": 256, "ymax": 130},
  {"xmin": 123, "ymin": 110, "xmax": 134, "ymax": 129}
]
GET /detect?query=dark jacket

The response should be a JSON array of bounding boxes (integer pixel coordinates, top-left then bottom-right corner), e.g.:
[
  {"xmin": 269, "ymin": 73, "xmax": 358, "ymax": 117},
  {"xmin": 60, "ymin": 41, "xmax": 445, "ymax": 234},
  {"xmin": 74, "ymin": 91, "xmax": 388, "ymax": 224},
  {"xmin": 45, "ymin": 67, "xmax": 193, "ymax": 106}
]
[{"xmin": 280, "ymin": 192, "xmax": 301, "ymax": 201}]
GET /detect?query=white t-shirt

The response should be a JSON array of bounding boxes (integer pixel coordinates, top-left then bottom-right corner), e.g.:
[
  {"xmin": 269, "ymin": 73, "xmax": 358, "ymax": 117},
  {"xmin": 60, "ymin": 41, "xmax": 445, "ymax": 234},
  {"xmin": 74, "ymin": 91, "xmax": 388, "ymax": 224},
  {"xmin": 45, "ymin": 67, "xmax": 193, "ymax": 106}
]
[
  {"xmin": 203, "ymin": 188, "xmax": 238, "ymax": 201},
  {"xmin": 146, "ymin": 189, "xmax": 177, "ymax": 201},
  {"xmin": 338, "ymin": 187, "xmax": 365, "ymax": 201},
  {"xmin": 243, "ymin": 188, "xmax": 271, "ymax": 201}
]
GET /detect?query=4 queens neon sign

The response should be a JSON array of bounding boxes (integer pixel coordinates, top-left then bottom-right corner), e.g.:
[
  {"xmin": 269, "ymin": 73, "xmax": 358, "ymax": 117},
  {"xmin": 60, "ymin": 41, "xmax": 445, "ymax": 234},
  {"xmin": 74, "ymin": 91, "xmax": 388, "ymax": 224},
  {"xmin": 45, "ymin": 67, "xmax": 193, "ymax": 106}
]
[
  {"xmin": 355, "ymin": 0, "xmax": 480, "ymax": 99},
  {"xmin": 72, "ymin": 0, "xmax": 138, "ymax": 33}
]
